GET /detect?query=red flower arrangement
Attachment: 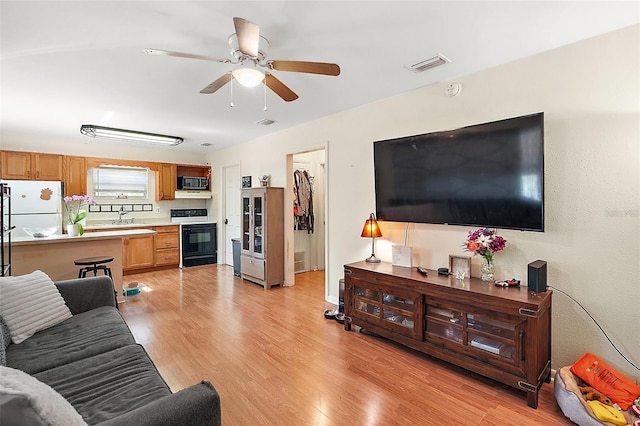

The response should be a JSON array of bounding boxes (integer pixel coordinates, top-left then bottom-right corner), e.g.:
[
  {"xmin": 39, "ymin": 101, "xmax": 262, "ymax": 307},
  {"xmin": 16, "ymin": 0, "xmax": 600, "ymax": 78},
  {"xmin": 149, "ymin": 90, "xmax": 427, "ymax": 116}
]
[{"xmin": 464, "ymin": 228, "xmax": 507, "ymax": 263}]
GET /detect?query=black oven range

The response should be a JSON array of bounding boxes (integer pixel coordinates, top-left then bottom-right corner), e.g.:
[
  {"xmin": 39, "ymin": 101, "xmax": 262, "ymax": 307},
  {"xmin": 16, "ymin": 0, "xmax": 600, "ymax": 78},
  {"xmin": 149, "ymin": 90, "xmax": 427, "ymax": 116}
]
[{"xmin": 170, "ymin": 209, "xmax": 217, "ymax": 268}]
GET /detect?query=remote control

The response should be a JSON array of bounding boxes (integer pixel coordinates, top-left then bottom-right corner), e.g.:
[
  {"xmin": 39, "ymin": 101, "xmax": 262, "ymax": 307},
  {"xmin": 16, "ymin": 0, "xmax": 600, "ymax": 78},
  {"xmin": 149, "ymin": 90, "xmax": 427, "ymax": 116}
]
[{"xmin": 416, "ymin": 266, "xmax": 428, "ymax": 276}]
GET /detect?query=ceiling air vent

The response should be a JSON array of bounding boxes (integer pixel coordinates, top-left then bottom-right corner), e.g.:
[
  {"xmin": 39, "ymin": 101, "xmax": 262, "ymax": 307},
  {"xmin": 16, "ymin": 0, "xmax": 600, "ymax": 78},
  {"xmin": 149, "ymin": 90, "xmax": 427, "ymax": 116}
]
[
  {"xmin": 405, "ymin": 54, "xmax": 451, "ymax": 73},
  {"xmin": 257, "ymin": 118, "xmax": 276, "ymax": 126}
]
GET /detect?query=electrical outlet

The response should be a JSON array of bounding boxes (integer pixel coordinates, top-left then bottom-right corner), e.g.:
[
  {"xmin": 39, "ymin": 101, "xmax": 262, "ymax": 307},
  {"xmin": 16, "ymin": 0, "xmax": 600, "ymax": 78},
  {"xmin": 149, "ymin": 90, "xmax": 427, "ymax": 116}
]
[{"xmin": 154, "ymin": 207, "xmax": 160, "ymax": 213}]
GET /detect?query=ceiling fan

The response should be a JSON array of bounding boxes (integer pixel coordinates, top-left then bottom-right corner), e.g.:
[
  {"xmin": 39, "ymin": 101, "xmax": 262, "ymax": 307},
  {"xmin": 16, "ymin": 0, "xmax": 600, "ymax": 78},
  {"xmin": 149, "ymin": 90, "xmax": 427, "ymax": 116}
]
[{"xmin": 144, "ymin": 17, "xmax": 341, "ymax": 102}]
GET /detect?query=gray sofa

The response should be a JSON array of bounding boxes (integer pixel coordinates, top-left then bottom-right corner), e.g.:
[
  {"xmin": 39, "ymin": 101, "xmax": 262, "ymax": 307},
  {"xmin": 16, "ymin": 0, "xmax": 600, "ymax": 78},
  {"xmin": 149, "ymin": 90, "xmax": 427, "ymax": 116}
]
[{"xmin": 3, "ymin": 276, "xmax": 221, "ymax": 425}]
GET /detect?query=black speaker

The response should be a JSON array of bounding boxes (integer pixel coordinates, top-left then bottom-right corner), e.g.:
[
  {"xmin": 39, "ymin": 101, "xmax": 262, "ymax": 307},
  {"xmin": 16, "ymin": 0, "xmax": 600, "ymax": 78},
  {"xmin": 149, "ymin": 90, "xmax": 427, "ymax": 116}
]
[{"xmin": 527, "ymin": 260, "xmax": 547, "ymax": 292}]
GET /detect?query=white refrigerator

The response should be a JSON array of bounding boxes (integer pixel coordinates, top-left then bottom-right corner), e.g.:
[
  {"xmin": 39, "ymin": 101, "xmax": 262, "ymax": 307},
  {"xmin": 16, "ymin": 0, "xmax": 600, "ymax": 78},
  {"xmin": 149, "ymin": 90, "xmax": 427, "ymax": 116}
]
[{"xmin": 1, "ymin": 180, "xmax": 64, "ymax": 238}]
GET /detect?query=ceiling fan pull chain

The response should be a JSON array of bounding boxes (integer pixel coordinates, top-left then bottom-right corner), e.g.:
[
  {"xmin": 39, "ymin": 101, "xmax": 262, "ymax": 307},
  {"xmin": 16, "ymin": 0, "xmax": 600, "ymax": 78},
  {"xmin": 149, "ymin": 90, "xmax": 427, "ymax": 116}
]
[{"xmin": 230, "ymin": 76, "xmax": 235, "ymax": 107}]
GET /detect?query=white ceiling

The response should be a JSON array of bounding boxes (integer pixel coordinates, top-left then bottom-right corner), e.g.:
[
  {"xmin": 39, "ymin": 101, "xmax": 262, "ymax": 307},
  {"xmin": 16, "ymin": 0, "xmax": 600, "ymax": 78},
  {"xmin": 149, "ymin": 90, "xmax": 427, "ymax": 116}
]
[{"xmin": 2, "ymin": 1, "xmax": 638, "ymax": 154}]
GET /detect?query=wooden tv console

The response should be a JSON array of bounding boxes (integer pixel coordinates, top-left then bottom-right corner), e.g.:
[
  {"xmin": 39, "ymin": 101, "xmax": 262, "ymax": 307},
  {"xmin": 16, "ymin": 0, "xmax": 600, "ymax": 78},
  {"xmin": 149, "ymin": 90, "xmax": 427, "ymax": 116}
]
[{"xmin": 343, "ymin": 261, "xmax": 552, "ymax": 408}]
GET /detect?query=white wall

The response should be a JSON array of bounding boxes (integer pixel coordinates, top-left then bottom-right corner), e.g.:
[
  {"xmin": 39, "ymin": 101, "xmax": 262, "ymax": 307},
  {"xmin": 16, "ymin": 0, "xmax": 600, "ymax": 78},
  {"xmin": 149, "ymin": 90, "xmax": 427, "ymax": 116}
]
[{"xmin": 209, "ymin": 25, "xmax": 640, "ymax": 378}]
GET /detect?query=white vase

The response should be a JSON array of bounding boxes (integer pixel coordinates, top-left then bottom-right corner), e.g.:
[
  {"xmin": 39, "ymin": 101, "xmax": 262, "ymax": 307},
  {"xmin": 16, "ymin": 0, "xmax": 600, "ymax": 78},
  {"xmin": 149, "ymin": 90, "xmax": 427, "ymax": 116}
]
[{"xmin": 67, "ymin": 223, "xmax": 80, "ymax": 237}]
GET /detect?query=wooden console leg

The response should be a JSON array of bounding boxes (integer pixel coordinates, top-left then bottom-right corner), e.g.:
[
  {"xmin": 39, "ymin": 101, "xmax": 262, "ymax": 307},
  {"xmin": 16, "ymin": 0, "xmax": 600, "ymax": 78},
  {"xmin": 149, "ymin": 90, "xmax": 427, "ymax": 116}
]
[{"xmin": 526, "ymin": 390, "xmax": 539, "ymax": 409}]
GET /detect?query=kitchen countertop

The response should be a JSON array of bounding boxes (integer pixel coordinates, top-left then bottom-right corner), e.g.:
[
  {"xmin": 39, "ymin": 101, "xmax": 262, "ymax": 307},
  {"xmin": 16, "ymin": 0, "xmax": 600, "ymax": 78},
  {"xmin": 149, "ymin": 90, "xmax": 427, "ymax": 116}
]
[
  {"xmin": 11, "ymin": 229, "xmax": 156, "ymax": 246},
  {"xmin": 83, "ymin": 220, "xmax": 175, "ymax": 230}
]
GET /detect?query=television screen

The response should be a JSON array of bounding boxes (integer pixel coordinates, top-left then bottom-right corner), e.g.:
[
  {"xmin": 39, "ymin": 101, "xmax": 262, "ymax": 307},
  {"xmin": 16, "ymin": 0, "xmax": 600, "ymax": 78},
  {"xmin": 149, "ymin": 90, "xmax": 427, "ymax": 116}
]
[{"xmin": 374, "ymin": 113, "xmax": 544, "ymax": 231}]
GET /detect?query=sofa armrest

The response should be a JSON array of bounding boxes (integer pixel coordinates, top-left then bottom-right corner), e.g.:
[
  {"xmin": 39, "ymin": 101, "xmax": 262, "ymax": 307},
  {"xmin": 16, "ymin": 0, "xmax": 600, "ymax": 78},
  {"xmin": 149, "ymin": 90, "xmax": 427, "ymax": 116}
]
[
  {"xmin": 55, "ymin": 276, "xmax": 117, "ymax": 315},
  {"xmin": 99, "ymin": 381, "xmax": 221, "ymax": 426}
]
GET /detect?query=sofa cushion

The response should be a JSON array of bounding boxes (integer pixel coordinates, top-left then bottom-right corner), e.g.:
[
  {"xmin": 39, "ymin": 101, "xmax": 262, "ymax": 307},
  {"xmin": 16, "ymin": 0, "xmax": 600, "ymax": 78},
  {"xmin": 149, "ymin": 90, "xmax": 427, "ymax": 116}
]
[
  {"xmin": 6, "ymin": 306, "xmax": 135, "ymax": 375},
  {"xmin": 35, "ymin": 344, "xmax": 172, "ymax": 425},
  {"xmin": 0, "ymin": 270, "xmax": 72, "ymax": 344},
  {"xmin": 0, "ymin": 366, "xmax": 87, "ymax": 426}
]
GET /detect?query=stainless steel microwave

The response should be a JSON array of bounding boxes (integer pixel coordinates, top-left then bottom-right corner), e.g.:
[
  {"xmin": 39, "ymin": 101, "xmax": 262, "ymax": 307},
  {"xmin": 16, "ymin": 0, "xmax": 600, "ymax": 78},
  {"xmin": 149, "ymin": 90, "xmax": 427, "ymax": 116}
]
[{"xmin": 178, "ymin": 176, "xmax": 209, "ymax": 190}]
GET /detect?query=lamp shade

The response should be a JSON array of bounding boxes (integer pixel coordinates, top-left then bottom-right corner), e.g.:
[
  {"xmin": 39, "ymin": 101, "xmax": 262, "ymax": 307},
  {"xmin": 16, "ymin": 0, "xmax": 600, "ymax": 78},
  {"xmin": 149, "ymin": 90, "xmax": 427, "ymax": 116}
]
[
  {"xmin": 361, "ymin": 213, "xmax": 382, "ymax": 238},
  {"xmin": 231, "ymin": 66, "xmax": 265, "ymax": 87}
]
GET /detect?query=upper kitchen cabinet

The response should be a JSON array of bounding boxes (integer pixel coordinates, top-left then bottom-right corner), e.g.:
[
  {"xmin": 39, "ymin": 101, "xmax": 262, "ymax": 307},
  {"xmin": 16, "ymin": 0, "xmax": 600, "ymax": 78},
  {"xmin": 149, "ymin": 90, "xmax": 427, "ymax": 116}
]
[
  {"xmin": 156, "ymin": 163, "xmax": 176, "ymax": 201},
  {"xmin": 63, "ymin": 156, "xmax": 87, "ymax": 196},
  {"xmin": 1, "ymin": 151, "xmax": 63, "ymax": 181}
]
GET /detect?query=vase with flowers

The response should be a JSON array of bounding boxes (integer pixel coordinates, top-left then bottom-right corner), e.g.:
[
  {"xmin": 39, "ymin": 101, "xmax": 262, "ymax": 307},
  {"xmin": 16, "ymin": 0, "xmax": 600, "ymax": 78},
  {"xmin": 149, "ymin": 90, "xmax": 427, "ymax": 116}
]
[
  {"xmin": 64, "ymin": 195, "xmax": 96, "ymax": 236},
  {"xmin": 464, "ymin": 228, "xmax": 507, "ymax": 281}
]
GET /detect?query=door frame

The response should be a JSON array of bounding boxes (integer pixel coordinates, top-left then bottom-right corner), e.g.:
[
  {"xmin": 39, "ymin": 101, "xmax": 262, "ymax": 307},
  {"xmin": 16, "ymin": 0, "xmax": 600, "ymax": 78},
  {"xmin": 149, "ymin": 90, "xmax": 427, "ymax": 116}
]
[
  {"xmin": 285, "ymin": 143, "xmax": 329, "ymax": 299},
  {"xmin": 221, "ymin": 163, "xmax": 241, "ymax": 266}
]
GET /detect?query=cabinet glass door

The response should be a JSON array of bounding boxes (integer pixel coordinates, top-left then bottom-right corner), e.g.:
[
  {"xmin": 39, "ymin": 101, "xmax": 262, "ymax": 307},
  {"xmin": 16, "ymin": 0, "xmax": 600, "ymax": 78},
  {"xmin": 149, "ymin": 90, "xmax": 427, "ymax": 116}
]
[
  {"xmin": 252, "ymin": 194, "xmax": 263, "ymax": 258},
  {"xmin": 241, "ymin": 196, "xmax": 251, "ymax": 252},
  {"xmin": 467, "ymin": 313, "xmax": 523, "ymax": 361}
]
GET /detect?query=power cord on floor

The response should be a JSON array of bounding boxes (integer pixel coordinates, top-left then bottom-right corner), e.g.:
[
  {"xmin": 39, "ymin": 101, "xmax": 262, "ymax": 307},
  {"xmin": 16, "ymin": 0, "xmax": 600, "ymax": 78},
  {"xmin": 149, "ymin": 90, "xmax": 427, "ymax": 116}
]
[{"xmin": 549, "ymin": 285, "xmax": 640, "ymax": 371}]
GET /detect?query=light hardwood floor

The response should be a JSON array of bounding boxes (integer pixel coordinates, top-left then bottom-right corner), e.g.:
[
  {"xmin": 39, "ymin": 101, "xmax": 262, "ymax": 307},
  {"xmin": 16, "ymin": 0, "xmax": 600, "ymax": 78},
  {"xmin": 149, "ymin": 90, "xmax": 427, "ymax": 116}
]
[{"xmin": 121, "ymin": 265, "xmax": 572, "ymax": 425}]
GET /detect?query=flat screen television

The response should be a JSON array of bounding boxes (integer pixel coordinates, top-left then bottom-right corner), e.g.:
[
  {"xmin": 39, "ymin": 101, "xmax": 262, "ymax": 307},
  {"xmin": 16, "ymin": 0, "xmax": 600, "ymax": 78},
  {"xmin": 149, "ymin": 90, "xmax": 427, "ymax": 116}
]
[{"xmin": 374, "ymin": 112, "xmax": 544, "ymax": 231}]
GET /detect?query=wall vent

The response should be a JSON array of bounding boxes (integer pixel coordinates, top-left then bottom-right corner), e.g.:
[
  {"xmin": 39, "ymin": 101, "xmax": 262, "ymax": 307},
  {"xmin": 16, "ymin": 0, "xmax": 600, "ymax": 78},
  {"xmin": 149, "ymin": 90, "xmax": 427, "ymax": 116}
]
[
  {"xmin": 405, "ymin": 54, "xmax": 451, "ymax": 73},
  {"xmin": 257, "ymin": 118, "xmax": 276, "ymax": 126}
]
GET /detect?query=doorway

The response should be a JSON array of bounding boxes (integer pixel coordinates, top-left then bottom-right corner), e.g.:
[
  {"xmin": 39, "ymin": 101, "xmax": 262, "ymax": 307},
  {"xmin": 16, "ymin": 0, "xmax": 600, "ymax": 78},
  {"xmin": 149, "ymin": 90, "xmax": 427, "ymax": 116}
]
[{"xmin": 289, "ymin": 148, "xmax": 326, "ymax": 289}]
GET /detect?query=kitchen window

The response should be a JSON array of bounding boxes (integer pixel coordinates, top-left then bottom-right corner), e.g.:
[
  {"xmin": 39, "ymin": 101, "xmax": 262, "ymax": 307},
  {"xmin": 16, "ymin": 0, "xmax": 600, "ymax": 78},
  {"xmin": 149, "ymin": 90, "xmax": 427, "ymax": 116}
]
[{"xmin": 93, "ymin": 166, "xmax": 149, "ymax": 198}]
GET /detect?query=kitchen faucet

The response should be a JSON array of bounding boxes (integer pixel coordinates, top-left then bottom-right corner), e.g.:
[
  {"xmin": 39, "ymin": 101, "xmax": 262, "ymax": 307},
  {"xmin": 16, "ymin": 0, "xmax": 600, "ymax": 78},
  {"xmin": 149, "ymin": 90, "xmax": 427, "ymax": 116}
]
[{"xmin": 117, "ymin": 206, "xmax": 129, "ymax": 222}]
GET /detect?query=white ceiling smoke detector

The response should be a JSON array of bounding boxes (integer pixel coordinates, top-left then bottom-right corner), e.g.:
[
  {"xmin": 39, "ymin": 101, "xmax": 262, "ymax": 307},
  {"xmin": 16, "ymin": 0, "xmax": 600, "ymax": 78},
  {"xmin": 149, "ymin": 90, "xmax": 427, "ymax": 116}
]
[{"xmin": 446, "ymin": 83, "xmax": 462, "ymax": 97}]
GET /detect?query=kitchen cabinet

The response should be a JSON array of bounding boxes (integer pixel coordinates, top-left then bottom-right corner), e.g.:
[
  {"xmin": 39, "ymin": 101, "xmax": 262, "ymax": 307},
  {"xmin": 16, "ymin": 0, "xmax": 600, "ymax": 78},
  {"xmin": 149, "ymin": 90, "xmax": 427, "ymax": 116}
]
[
  {"xmin": 344, "ymin": 261, "xmax": 552, "ymax": 409},
  {"xmin": 123, "ymin": 233, "xmax": 155, "ymax": 270},
  {"xmin": 0, "ymin": 151, "xmax": 63, "ymax": 181},
  {"xmin": 154, "ymin": 225, "xmax": 179, "ymax": 266},
  {"xmin": 63, "ymin": 156, "xmax": 87, "ymax": 196},
  {"xmin": 156, "ymin": 163, "xmax": 176, "ymax": 200},
  {"xmin": 85, "ymin": 225, "xmax": 180, "ymax": 272},
  {"xmin": 241, "ymin": 187, "xmax": 284, "ymax": 289}
]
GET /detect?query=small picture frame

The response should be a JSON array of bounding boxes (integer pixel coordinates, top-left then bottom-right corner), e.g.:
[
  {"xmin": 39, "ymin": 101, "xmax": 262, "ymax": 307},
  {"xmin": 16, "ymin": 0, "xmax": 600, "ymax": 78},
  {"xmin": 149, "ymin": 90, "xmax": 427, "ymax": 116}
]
[
  {"xmin": 242, "ymin": 176, "xmax": 252, "ymax": 188},
  {"xmin": 449, "ymin": 255, "xmax": 471, "ymax": 279}
]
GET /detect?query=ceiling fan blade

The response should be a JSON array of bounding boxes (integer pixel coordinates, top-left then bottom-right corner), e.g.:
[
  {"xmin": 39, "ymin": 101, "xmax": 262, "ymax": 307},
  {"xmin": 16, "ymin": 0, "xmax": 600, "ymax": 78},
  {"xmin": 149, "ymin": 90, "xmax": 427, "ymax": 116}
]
[
  {"xmin": 269, "ymin": 60, "xmax": 340, "ymax": 76},
  {"xmin": 264, "ymin": 74, "xmax": 298, "ymax": 102},
  {"xmin": 200, "ymin": 73, "xmax": 232, "ymax": 94},
  {"xmin": 233, "ymin": 17, "xmax": 260, "ymax": 57},
  {"xmin": 144, "ymin": 49, "xmax": 230, "ymax": 63}
]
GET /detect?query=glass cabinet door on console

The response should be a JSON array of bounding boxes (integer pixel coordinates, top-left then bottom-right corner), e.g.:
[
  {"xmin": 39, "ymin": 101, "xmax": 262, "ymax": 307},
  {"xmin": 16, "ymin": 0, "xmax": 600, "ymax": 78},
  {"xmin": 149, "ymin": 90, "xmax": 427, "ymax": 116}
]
[
  {"xmin": 349, "ymin": 277, "xmax": 422, "ymax": 339},
  {"xmin": 424, "ymin": 303, "xmax": 526, "ymax": 375}
]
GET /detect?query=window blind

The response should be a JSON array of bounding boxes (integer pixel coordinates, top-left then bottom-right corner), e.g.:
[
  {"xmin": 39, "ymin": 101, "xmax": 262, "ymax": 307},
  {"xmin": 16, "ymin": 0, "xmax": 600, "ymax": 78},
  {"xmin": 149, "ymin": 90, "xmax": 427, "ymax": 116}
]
[{"xmin": 93, "ymin": 166, "xmax": 148, "ymax": 198}]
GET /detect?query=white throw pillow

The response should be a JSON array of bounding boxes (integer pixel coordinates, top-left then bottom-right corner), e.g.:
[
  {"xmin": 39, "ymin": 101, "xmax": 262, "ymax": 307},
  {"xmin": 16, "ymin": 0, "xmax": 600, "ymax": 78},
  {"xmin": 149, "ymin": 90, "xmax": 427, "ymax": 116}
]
[
  {"xmin": 0, "ymin": 366, "xmax": 87, "ymax": 426},
  {"xmin": 0, "ymin": 270, "xmax": 72, "ymax": 344}
]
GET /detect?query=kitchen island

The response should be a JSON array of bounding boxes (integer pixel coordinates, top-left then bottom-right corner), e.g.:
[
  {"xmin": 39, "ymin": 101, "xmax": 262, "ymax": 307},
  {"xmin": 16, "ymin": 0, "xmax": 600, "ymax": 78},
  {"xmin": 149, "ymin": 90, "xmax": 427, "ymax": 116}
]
[{"xmin": 11, "ymin": 229, "xmax": 155, "ymax": 298}]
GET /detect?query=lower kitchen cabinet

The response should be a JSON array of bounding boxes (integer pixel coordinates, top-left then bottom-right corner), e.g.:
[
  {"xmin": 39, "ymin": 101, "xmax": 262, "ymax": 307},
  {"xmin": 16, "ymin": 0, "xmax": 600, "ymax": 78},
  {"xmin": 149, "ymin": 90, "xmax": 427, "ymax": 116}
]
[
  {"xmin": 154, "ymin": 225, "xmax": 179, "ymax": 266},
  {"xmin": 123, "ymin": 234, "xmax": 155, "ymax": 270}
]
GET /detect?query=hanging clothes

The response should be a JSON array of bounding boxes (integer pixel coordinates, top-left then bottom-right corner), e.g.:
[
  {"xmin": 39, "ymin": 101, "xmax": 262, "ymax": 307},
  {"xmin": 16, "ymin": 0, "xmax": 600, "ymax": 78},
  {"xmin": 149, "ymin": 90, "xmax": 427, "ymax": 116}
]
[{"xmin": 293, "ymin": 169, "xmax": 314, "ymax": 233}]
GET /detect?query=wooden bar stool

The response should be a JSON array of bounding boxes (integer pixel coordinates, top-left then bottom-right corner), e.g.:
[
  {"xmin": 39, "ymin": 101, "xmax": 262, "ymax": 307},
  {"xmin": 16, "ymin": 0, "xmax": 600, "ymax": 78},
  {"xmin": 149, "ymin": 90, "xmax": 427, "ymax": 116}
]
[{"xmin": 74, "ymin": 256, "xmax": 114, "ymax": 279}]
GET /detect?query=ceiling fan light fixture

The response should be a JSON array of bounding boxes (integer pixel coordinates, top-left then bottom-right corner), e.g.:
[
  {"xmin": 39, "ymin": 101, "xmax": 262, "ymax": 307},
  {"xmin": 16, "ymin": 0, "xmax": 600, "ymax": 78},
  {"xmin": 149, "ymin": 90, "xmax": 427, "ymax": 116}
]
[
  {"xmin": 231, "ymin": 66, "xmax": 265, "ymax": 87},
  {"xmin": 80, "ymin": 125, "xmax": 183, "ymax": 146}
]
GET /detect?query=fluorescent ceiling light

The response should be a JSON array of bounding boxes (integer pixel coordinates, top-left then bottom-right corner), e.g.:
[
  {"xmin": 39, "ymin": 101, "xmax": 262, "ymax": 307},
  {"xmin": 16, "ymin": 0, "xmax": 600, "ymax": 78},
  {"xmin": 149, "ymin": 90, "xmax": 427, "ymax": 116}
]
[{"xmin": 80, "ymin": 125, "xmax": 183, "ymax": 146}]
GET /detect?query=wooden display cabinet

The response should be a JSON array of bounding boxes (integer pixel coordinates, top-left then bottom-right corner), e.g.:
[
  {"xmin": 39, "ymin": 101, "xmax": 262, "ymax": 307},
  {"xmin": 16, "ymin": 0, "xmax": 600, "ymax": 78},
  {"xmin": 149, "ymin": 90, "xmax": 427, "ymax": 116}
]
[
  {"xmin": 240, "ymin": 187, "xmax": 284, "ymax": 289},
  {"xmin": 344, "ymin": 261, "xmax": 552, "ymax": 409}
]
